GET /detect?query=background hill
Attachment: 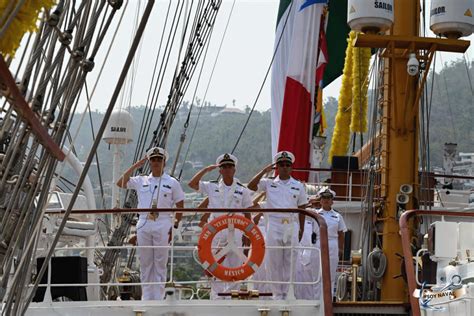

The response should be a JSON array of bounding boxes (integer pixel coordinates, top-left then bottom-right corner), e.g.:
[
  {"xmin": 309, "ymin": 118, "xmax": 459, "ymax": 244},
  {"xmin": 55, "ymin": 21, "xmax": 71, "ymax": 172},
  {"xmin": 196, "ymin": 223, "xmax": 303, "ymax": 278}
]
[{"xmin": 62, "ymin": 59, "xmax": 473, "ymax": 203}]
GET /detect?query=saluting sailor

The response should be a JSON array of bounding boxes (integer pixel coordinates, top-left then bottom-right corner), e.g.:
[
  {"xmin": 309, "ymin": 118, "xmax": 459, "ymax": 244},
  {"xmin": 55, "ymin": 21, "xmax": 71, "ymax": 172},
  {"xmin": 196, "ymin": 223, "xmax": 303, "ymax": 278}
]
[
  {"xmin": 116, "ymin": 147, "xmax": 185, "ymax": 300},
  {"xmin": 188, "ymin": 153, "xmax": 253, "ymax": 299},
  {"xmin": 312, "ymin": 188, "xmax": 347, "ymax": 299},
  {"xmin": 248, "ymin": 151, "xmax": 307, "ymax": 300}
]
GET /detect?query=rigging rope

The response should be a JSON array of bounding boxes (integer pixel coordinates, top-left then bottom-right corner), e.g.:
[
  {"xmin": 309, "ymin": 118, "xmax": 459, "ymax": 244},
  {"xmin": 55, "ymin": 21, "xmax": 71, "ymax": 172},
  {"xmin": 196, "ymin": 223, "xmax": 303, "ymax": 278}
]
[
  {"xmin": 230, "ymin": 1, "xmax": 294, "ymax": 154},
  {"xmin": 359, "ymin": 52, "xmax": 384, "ymax": 300},
  {"xmin": 153, "ymin": 1, "xmax": 220, "ymax": 150},
  {"xmin": 336, "ymin": 271, "xmax": 349, "ymax": 301},
  {"xmin": 20, "ymin": 2, "xmax": 155, "ymax": 312},
  {"xmin": 0, "ymin": 1, "xmax": 130, "ymax": 312},
  {"xmin": 84, "ymin": 83, "xmax": 107, "ymax": 210},
  {"xmin": 170, "ymin": 32, "xmax": 214, "ymax": 177},
  {"xmin": 462, "ymin": 53, "xmax": 474, "ymax": 98},
  {"xmin": 438, "ymin": 53, "xmax": 457, "ymax": 142},
  {"xmin": 366, "ymin": 246, "xmax": 387, "ymax": 281},
  {"xmin": 177, "ymin": 0, "xmax": 237, "ymax": 179},
  {"xmin": 133, "ymin": 1, "xmax": 187, "ymax": 163}
]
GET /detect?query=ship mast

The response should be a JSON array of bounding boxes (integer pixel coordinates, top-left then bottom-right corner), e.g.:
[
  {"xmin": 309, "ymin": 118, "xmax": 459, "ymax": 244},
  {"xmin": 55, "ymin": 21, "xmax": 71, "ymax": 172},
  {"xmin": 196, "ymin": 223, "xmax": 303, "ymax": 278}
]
[
  {"xmin": 353, "ymin": 0, "xmax": 470, "ymax": 307},
  {"xmin": 379, "ymin": 0, "xmax": 420, "ymax": 301}
]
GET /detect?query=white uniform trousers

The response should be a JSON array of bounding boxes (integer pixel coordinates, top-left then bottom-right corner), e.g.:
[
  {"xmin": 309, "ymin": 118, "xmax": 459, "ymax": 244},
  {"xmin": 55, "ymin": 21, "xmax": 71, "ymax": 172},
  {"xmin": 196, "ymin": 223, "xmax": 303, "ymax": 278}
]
[
  {"xmin": 295, "ymin": 221, "xmax": 317, "ymax": 299},
  {"xmin": 137, "ymin": 218, "xmax": 171, "ymax": 300},
  {"xmin": 210, "ymin": 230, "xmax": 243, "ymax": 299},
  {"xmin": 313, "ymin": 238, "xmax": 339, "ymax": 300},
  {"xmin": 266, "ymin": 219, "xmax": 298, "ymax": 300},
  {"xmin": 251, "ymin": 222, "xmax": 270, "ymax": 297}
]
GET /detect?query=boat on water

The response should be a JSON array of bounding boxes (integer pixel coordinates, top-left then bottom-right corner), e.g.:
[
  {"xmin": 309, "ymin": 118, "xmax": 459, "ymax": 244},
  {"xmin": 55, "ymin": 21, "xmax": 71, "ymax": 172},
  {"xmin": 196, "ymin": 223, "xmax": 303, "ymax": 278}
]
[{"xmin": 0, "ymin": 0, "xmax": 473, "ymax": 315}]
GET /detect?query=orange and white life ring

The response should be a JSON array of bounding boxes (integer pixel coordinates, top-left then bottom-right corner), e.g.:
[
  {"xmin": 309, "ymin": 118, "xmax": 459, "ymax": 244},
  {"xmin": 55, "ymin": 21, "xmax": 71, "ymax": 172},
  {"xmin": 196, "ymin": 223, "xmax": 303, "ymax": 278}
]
[{"xmin": 197, "ymin": 214, "xmax": 265, "ymax": 282}]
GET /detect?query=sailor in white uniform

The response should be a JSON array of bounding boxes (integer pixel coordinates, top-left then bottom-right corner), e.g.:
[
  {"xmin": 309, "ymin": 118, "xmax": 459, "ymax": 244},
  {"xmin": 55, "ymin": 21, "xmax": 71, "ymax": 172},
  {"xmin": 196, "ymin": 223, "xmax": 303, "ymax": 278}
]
[
  {"xmin": 248, "ymin": 151, "xmax": 307, "ymax": 300},
  {"xmin": 251, "ymin": 201, "xmax": 270, "ymax": 297},
  {"xmin": 188, "ymin": 153, "xmax": 253, "ymax": 299},
  {"xmin": 116, "ymin": 147, "xmax": 185, "ymax": 300},
  {"xmin": 295, "ymin": 197, "xmax": 319, "ymax": 300},
  {"xmin": 312, "ymin": 188, "xmax": 347, "ymax": 300}
]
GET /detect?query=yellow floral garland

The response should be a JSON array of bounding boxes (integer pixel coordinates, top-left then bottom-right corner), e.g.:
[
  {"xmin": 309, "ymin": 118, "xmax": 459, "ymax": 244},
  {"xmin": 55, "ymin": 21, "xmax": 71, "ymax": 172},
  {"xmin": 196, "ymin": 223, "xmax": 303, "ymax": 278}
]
[
  {"xmin": 351, "ymin": 45, "xmax": 371, "ymax": 133},
  {"xmin": 329, "ymin": 31, "xmax": 356, "ymax": 163},
  {"xmin": 329, "ymin": 31, "xmax": 371, "ymax": 163},
  {"xmin": 0, "ymin": 0, "xmax": 56, "ymax": 57}
]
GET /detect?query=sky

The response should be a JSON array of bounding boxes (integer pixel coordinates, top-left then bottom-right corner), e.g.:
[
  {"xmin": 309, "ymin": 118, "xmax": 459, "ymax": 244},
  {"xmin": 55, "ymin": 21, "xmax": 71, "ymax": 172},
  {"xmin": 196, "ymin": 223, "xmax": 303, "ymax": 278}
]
[{"xmin": 70, "ymin": 0, "xmax": 474, "ymax": 113}]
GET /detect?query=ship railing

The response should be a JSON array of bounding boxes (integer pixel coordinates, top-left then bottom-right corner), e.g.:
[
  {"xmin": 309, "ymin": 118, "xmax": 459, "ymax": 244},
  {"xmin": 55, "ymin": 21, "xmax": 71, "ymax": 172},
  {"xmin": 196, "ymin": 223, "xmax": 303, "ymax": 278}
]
[
  {"xmin": 295, "ymin": 167, "xmax": 369, "ymax": 202},
  {"xmin": 36, "ymin": 208, "xmax": 333, "ymax": 315},
  {"xmin": 32, "ymin": 245, "xmax": 322, "ymax": 292},
  {"xmin": 33, "ymin": 244, "xmax": 321, "ymax": 285},
  {"xmin": 400, "ymin": 209, "xmax": 474, "ymax": 316},
  {"xmin": 299, "ymin": 168, "xmax": 474, "ymax": 207}
]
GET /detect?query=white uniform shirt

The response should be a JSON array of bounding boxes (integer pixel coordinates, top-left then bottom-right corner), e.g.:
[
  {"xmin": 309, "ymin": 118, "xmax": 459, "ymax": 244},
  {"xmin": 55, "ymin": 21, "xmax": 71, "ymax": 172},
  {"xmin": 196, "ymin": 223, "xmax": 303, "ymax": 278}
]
[
  {"xmin": 127, "ymin": 173, "xmax": 185, "ymax": 221},
  {"xmin": 199, "ymin": 179, "xmax": 253, "ymax": 219},
  {"xmin": 312, "ymin": 208, "xmax": 347, "ymax": 241},
  {"xmin": 257, "ymin": 176, "xmax": 307, "ymax": 220}
]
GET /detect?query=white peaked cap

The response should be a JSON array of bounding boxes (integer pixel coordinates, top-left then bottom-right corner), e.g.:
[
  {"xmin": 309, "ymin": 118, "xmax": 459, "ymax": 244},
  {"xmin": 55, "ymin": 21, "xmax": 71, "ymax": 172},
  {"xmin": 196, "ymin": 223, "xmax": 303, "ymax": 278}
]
[
  {"xmin": 216, "ymin": 153, "xmax": 238, "ymax": 167},
  {"xmin": 317, "ymin": 188, "xmax": 336, "ymax": 198},
  {"xmin": 146, "ymin": 146, "xmax": 169, "ymax": 161},
  {"xmin": 273, "ymin": 151, "xmax": 295, "ymax": 164}
]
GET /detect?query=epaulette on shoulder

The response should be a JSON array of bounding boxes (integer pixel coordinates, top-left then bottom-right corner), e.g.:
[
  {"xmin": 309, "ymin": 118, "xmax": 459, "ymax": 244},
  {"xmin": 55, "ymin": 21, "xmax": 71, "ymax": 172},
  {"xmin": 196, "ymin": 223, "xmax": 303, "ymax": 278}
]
[
  {"xmin": 170, "ymin": 175, "xmax": 180, "ymax": 181},
  {"xmin": 210, "ymin": 180, "xmax": 219, "ymax": 183},
  {"xmin": 268, "ymin": 176, "xmax": 276, "ymax": 179},
  {"xmin": 236, "ymin": 182, "xmax": 244, "ymax": 187}
]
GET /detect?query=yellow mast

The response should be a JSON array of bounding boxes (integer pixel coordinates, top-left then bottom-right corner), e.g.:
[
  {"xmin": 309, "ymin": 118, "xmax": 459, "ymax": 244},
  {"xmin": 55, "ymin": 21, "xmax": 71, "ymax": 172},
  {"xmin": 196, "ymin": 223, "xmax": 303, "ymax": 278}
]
[
  {"xmin": 353, "ymin": 1, "xmax": 469, "ymax": 306},
  {"xmin": 379, "ymin": 0, "xmax": 420, "ymax": 301}
]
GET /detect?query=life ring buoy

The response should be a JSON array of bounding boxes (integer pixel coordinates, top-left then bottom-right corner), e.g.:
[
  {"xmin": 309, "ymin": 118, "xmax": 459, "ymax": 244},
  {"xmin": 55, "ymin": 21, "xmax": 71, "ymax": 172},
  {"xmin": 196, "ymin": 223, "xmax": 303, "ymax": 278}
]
[{"xmin": 197, "ymin": 214, "xmax": 265, "ymax": 282}]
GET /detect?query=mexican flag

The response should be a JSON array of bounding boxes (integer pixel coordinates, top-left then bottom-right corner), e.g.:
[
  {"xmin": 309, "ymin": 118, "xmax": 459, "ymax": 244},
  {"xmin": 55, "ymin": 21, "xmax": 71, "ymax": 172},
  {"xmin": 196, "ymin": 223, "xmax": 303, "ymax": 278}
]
[{"xmin": 271, "ymin": 0, "xmax": 327, "ymax": 180}]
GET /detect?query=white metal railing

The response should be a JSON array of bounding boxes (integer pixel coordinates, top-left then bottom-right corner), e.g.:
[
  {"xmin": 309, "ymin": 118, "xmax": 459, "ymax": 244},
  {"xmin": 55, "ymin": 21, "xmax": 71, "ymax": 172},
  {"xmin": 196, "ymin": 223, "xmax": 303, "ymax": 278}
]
[
  {"xmin": 33, "ymin": 245, "xmax": 322, "ymax": 288},
  {"xmin": 32, "ymin": 213, "xmax": 323, "ymax": 299}
]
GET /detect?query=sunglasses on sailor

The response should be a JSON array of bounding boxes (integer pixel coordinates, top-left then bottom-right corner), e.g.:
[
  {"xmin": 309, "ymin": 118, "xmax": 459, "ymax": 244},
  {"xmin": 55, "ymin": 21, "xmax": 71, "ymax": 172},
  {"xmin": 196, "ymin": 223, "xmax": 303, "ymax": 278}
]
[
  {"xmin": 219, "ymin": 164, "xmax": 235, "ymax": 169},
  {"xmin": 149, "ymin": 156, "xmax": 163, "ymax": 162},
  {"xmin": 277, "ymin": 162, "xmax": 292, "ymax": 167}
]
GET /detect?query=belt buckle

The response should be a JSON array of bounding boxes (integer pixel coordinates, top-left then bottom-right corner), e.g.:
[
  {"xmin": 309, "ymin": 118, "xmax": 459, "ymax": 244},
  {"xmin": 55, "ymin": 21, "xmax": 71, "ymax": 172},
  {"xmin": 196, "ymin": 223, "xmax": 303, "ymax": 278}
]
[
  {"xmin": 148, "ymin": 212, "xmax": 159, "ymax": 221},
  {"xmin": 281, "ymin": 218, "xmax": 290, "ymax": 224}
]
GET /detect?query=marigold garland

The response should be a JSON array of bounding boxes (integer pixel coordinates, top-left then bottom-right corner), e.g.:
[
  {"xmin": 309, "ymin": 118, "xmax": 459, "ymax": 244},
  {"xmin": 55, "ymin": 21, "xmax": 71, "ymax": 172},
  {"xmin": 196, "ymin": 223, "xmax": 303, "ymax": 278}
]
[
  {"xmin": 0, "ymin": 0, "xmax": 56, "ymax": 57},
  {"xmin": 329, "ymin": 31, "xmax": 356, "ymax": 163},
  {"xmin": 351, "ymin": 45, "xmax": 371, "ymax": 133},
  {"xmin": 329, "ymin": 31, "xmax": 371, "ymax": 163}
]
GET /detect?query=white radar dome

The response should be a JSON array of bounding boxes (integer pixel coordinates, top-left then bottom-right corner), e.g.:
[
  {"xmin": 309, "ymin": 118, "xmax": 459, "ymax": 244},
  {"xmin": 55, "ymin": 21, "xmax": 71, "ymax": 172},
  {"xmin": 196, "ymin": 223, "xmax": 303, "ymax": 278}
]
[
  {"xmin": 347, "ymin": 0, "xmax": 394, "ymax": 34},
  {"xmin": 103, "ymin": 109, "xmax": 134, "ymax": 145},
  {"xmin": 430, "ymin": 0, "xmax": 474, "ymax": 39}
]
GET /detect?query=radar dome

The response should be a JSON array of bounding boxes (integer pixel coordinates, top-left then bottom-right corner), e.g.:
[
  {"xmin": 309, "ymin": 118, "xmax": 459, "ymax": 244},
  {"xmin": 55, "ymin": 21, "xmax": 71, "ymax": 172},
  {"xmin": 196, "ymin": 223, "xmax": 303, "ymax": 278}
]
[
  {"xmin": 347, "ymin": 0, "xmax": 394, "ymax": 34},
  {"xmin": 103, "ymin": 109, "xmax": 133, "ymax": 144},
  {"xmin": 430, "ymin": 0, "xmax": 474, "ymax": 39}
]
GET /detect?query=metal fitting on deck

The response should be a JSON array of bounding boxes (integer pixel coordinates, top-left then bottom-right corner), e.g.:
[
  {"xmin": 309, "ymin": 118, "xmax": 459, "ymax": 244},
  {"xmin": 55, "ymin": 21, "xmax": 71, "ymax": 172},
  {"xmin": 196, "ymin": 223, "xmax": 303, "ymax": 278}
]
[{"xmin": 258, "ymin": 308, "xmax": 270, "ymax": 316}]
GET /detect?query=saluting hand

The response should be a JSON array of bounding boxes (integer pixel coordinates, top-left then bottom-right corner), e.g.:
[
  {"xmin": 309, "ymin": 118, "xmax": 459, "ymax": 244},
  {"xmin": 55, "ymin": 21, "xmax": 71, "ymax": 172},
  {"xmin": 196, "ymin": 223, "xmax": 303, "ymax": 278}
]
[
  {"xmin": 206, "ymin": 164, "xmax": 219, "ymax": 172},
  {"xmin": 134, "ymin": 157, "xmax": 147, "ymax": 169},
  {"xmin": 263, "ymin": 163, "xmax": 275, "ymax": 174}
]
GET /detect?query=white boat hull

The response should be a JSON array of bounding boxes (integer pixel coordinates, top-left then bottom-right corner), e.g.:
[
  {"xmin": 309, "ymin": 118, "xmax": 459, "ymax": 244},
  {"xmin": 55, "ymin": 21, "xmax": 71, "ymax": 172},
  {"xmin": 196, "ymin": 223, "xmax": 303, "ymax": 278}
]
[{"xmin": 26, "ymin": 300, "xmax": 322, "ymax": 316}]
